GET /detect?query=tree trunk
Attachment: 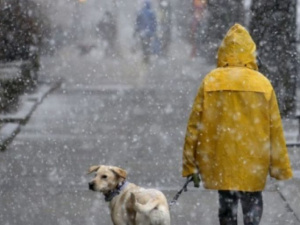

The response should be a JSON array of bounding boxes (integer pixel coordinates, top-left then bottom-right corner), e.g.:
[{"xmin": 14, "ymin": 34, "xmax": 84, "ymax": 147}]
[
  {"xmin": 173, "ymin": 0, "xmax": 194, "ymax": 41},
  {"xmin": 249, "ymin": 0, "xmax": 298, "ymax": 117},
  {"xmin": 205, "ymin": 0, "xmax": 245, "ymax": 61}
]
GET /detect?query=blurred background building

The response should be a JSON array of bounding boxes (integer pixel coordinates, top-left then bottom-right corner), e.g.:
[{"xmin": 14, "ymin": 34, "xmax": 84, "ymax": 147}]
[{"xmin": 0, "ymin": 0, "xmax": 300, "ymax": 116}]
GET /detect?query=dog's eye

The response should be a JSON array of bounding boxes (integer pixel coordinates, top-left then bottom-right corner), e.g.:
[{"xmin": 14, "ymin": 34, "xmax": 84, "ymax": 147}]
[{"xmin": 101, "ymin": 175, "xmax": 107, "ymax": 179}]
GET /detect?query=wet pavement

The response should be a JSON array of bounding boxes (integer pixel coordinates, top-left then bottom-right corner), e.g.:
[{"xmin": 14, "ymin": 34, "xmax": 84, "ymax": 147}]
[{"xmin": 0, "ymin": 36, "xmax": 300, "ymax": 225}]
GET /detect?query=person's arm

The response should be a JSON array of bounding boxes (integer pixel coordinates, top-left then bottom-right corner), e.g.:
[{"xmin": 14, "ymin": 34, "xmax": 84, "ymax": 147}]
[
  {"xmin": 269, "ymin": 90, "xmax": 293, "ymax": 180},
  {"xmin": 182, "ymin": 83, "xmax": 204, "ymax": 177}
]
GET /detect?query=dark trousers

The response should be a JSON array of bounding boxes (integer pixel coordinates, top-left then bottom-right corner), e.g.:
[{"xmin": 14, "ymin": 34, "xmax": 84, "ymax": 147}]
[
  {"xmin": 218, "ymin": 191, "xmax": 263, "ymax": 225},
  {"xmin": 140, "ymin": 36, "xmax": 151, "ymax": 63}
]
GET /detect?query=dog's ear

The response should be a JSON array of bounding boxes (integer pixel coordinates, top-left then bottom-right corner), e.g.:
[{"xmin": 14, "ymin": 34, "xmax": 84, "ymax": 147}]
[
  {"xmin": 87, "ymin": 165, "xmax": 101, "ymax": 174},
  {"xmin": 110, "ymin": 167, "xmax": 127, "ymax": 179}
]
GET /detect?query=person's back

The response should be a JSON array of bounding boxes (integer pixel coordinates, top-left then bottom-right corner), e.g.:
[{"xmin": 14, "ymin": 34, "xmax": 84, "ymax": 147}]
[{"xmin": 182, "ymin": 23, "xmax": 292, "ymax": 225}]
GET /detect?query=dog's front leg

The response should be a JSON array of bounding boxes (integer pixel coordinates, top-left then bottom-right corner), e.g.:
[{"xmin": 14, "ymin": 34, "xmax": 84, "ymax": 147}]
[
  {"xmin": 111, "ymin": 217, "xmax": 134, "ymax": 225},
  {"xmin": 111, "ymin": 216, "xmax": 123, "ymax": 225}
]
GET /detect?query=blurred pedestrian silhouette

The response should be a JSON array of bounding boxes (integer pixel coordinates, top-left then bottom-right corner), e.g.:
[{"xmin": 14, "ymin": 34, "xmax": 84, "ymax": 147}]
[
  {"xmin": 134, "ymin": 1, "xmax": 157, "ymax": 63},
  {"xmin": 98, "ymin": 11, "xmax": 117, "ymax": 56},
  {"xmin": 190, "ymin": 0, "xmax": 206, "ymax": 57},
  {"xmin": 157, "ymin": 0, "xmax": 171, "ymax": 57}
]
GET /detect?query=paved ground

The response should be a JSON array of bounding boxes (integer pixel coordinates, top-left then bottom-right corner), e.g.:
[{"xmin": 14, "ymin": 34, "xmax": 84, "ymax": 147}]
[{"xmin": 1, "ymin": 33, "xmax": 300, "ymax": 225}]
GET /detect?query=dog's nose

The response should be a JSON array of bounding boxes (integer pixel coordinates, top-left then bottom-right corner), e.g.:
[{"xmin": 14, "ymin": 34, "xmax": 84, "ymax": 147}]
[{"xmin": 89, "ymin": 182, "xmax": 94, "ymax": 190}]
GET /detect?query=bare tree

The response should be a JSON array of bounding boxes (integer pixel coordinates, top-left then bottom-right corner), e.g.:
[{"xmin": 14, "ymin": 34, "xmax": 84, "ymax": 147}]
[
  {"xmin": 0, "ymin": 0, "xmax": 51, "ymax": 63},
  {"xmin": 249, "ymin": 1, "xmax": 298, "ymax": 117}
]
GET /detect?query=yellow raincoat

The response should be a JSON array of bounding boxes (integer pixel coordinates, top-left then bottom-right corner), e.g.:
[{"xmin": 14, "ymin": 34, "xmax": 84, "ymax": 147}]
[{"xmin": 182, "ymin": 24, "xmax": 293, "ymax": 191}]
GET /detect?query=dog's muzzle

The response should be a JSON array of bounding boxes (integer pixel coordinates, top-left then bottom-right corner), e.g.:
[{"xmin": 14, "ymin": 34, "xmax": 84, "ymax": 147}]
[{"xmin": 89, "ymin": 181, "xmax": 95, "ymax": 191}]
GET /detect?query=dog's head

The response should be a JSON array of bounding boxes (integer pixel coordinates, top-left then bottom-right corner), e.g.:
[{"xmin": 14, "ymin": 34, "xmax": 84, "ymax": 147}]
[{"xmin": 88, "ymin": 165, "xmax": 127, "ymax": 193}]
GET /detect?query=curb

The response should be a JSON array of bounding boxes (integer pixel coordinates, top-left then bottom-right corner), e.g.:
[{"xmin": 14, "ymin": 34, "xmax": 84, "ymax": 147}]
[
  {"xmin": 0, "ymin": 80, "xmax": 61, "ymax": 150},
  {"xmin": 277, "ymin": 187, "xmax": 300, "ymax": 223},
  {"xmin": 0, "ymin": 123, "xmax": 21, "ymax": 151}
]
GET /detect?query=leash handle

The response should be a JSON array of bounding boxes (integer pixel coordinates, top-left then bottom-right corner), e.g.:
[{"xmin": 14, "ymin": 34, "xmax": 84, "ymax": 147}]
[
  {"xmin": 169, "ymin": 176, "xmax": 193, "ymax": 206},
  {"xmin": 183, "ymin": 176, "xmax": 193, "ymax": 192}
]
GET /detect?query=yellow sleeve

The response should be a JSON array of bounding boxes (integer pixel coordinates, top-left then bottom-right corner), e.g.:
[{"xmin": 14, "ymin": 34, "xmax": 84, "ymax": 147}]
[
  {"xmin": 182, "ymin": 84, "xmax": 204, "ymax": 177},
  {"xmin": 269, "ymin": 90, "xmax": 293, "ymax": 180}
]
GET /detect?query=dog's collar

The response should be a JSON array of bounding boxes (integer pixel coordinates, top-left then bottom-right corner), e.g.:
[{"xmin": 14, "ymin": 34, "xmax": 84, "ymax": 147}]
[{"xmin": 104, "ymin": 181, "xmax": 128, "ymax": 202}]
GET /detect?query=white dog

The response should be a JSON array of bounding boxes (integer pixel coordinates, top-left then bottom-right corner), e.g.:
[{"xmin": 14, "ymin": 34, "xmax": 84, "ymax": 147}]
[{"xmin": 88, "ymin": 165, "xmax": 171, "ymax": 225}]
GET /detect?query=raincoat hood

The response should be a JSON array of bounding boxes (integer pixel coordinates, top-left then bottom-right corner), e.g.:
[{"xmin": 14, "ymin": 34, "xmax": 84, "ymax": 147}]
[{"xmin": 217, "ymin": 24, "xmax": 258, "ymax": 70}]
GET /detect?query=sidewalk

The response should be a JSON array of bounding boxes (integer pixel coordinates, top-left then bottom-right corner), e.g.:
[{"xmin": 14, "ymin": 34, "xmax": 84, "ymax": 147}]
[
  {"xmin": 0, "ymin": 81, "xmax": 61, "ymax": 149},
  {"xmin": 167, "ymin": 188, "xmax": 298, "ymax": 224}
]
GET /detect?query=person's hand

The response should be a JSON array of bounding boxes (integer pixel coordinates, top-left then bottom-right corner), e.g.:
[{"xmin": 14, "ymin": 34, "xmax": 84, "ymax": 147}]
[{"xmin": 188, "ymin": 173, "xmax": 201, "ymax": 188}]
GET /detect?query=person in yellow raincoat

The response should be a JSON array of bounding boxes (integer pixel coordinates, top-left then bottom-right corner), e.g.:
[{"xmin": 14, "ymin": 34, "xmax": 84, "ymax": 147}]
[{"xmin": 182, "ymin": 24, "xmax": 293, "ymax": 225}]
